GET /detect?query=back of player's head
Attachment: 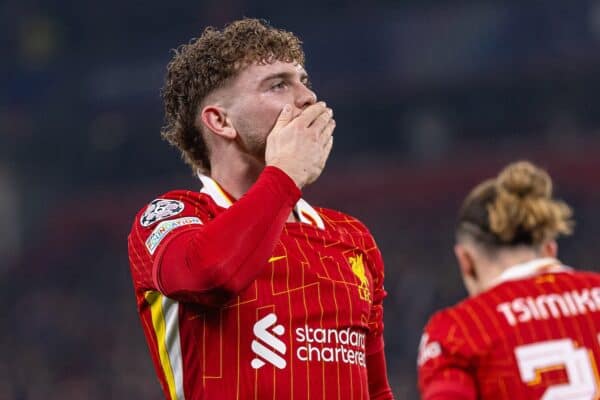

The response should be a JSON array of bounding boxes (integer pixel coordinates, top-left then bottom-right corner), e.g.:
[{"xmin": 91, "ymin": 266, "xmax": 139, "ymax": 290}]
[
  {"xmin": 160, "ymin": 18, "xmax": 305, "ymax": 173},
  {"xmin": 456, "ymin": 161, "xmax": 573, "ymax": 249}
]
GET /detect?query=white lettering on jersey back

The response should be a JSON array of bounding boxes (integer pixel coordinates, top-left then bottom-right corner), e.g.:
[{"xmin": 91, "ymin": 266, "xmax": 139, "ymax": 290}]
[{"xmin": 497, "ymin": 287, "xmax": 600, "ymax": 326}]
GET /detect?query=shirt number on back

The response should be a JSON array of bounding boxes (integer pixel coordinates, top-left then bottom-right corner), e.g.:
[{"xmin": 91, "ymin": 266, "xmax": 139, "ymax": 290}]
[{"xmin": 514, "ymin": 339, "xmax": 599, "ymax": 400}]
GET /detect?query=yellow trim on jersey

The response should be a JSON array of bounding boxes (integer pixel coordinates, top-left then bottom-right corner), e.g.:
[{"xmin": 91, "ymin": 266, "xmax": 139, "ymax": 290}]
[
  {"xmin": 198, "ymin": 174, "xmax": 234, "ymax": 208},
  {"xmin": 214, "ymin": 183, "xmax": 234, "ymax": 205},
  {"xmin": 268, "ymin": 255, "xmax": 287, "ymax": 263},
  {"xmin": 198, "ymin": 172, "xmax": 325, "ymax": 229},
  {"xmin": 145, "ymin": 290, "xmax": 179, "ymax": 400}
]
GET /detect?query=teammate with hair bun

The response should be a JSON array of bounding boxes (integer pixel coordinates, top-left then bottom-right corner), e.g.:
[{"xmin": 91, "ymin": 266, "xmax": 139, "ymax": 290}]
[{"xmin": 417, "ymin": 160, "xmax": 600, "ymax": 400}]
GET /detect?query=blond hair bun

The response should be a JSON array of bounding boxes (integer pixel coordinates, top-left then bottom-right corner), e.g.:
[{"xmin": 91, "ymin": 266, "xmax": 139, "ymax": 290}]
[
  {"xmin": 487, "ymin": 161, "xmax": 573, "ymax": 244},
  {"xmin": 497, "ymin": 161, "xmax": 552, "ymax": 199}
]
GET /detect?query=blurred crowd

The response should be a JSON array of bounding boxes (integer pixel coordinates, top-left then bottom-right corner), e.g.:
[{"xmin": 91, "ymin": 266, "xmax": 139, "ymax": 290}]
[{"xmin": 2, "ymin": 0, "xmax": 600, "ymax": 398}]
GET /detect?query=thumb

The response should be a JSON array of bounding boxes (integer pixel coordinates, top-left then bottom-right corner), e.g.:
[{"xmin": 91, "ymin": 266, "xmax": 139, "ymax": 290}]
[{"xmin": 272, "ymin": 104, "xmax": 292, "ymax": 130}]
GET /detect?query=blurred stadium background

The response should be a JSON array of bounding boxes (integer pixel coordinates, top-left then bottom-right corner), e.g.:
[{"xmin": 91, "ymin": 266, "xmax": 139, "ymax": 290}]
[{"xmin": 2, "ymin": 0, "xmax": 600, "ymax": 398}]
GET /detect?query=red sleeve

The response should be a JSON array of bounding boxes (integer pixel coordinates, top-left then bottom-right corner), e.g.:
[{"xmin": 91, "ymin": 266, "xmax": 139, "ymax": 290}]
[
  {"xmin": 366, "ymin": 346, "xmax": 394, "ymax": 399},
  {"xmin": 417, "ymin": 311, "xmax": 477, "ymax": 400},
  {"xmin": 363, "ymin": 234, "xmax": 393, "ymax": 398},
  {"xmin": 156, "ymin": 166, "xmax": 300, "ymax": 304},
  {"xmin": 365, "ymin": 243, "xmax": 386, "ymax": 355},
  {"xmin": 129, "ymin": 166, "xmax": 301, "ymax": 305}
]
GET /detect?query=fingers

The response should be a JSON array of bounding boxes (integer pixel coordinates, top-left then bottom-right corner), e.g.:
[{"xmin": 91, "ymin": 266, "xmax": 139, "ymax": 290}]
[
  {"xmin": 318, "ymin": 118, "xmax": 336, "ymax": 142},
  {"xmin": 324, "ymin": 135, "xmax": 333, "ymax": 159},
  {"xmin": 272, "ymin": 104, "xmax": 293, "ymax": 131},
  {"xmin": 310, "ymin": 108, "xmax": 334, "ymax": 134},
  {"xmin": 266, "ymin": 100, "xmax": 335, "ymax": 189},
  {"xmin": 319, "ymin": 135, "xmax": 334, "ymax": 171},
  {"xmin": 295, "ymin": 102, "xmax": 328, "ymax": 128}
]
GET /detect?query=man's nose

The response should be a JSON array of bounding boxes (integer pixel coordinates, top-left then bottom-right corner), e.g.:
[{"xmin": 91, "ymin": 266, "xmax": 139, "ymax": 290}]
[{"xmin": 295, "ymin": 85, "xmax": 317, "ymax": 109}]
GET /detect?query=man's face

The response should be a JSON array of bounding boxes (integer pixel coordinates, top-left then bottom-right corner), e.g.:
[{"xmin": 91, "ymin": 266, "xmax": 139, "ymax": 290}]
[{"xmin": 223, "ymin": 60, "xmax": 317, "ymax": 159}]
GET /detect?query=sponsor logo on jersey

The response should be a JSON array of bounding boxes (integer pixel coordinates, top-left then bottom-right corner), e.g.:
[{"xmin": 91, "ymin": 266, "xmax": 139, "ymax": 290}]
[
  {"xmin": 417, "ymin": 333, "xmax": 441, "ymax": 366},
  {"xmin": 140, "ymin": 199, "xmax": 184, "ymax": 227},
  {"xmin": 295, "ymin": 325, "xmax": 367, "ymax": 367},
  {"xmin": 349, "ymin": 254, "xmax": 371, "ymax": 302},
  {"xmin": 145, "ymin": 217, "xmax": 202, "ymax": 255},
  {"xmin": 251, "ymin": 312, "xmax": 367, "ymax": 370},
  {"xmin": 251, "ymin": 313, "xmax": 287, "ymax": 369}
]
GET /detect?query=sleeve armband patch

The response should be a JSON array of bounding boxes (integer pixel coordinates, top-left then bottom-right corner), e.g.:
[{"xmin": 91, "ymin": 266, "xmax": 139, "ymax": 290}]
[
  {"xmin": 145, "ymin": 217, "xmax": 202, "ymax": 255},
  {"xmin": 140, "ymin": 199, "xmax": 185, "ymax": 227}
]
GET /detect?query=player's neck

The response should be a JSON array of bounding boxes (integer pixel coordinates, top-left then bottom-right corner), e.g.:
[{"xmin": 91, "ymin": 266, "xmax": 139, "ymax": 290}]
[
  {"xmin": 480, "ymin": 249, "xmax": 542, "ymax": 291},
  {"xmin": 495, "ymin": 249, "xmax": 544, "ymax": 272},
  {"xmin": 210, "ymin": 153, "xmax": 301, "ymax": 223},
  {"xmin": 209, "ymin": 157, "xmax": 265, "ymax": 200}
]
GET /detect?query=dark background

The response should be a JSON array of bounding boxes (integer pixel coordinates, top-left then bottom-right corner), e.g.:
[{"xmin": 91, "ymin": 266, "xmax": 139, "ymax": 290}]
[{"xmin": 2, "ymin": 0, "xmax": 600, "ymax": 398}]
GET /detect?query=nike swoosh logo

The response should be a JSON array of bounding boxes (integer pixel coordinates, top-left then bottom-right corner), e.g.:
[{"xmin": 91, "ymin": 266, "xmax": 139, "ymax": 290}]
[{"xmin": 268, "ymin": 255, "xmax": 286, "ymax": 263}]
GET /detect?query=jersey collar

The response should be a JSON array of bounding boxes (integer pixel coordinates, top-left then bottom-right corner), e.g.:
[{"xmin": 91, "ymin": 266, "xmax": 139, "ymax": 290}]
[
  {"xmin": 198, "ymin": 172, "xmax": 325, "ymax": 230},
  {"xmin": 493, "ymin": 257, "xmax": 571, "ymax": 286}
]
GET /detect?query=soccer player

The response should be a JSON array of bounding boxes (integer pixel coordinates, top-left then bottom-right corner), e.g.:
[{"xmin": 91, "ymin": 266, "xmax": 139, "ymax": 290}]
[
  {"xmin": 417, "ymin": 160, "xmax": 600, "ymax": 400},
  {"xmin": 127, "ymin": 18, "xmax": 393, "ymax": 399}
]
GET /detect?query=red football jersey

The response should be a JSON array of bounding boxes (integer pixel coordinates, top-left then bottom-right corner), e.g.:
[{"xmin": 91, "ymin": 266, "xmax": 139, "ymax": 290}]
[
  {"xmin": 128, "ymin": 168, "xmax": 391, "ymax": 399},
  {"xmin": 418, "ymin": 258, "xmax": 600, "ymax": 400}
]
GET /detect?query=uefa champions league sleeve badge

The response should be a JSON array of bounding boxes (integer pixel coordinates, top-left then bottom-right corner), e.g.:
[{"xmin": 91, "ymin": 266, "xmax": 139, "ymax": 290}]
[{"xmin": 140, "ymin": 198, "xmax": 185, "ymax": 227}]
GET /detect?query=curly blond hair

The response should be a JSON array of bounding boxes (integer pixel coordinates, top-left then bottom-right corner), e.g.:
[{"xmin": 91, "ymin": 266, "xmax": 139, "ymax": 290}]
[
  {"xmin": 160, "ymin": 18, "xmax": 305, "ymax": 173},
  {"xmin": 457, "ymin": 161, "xmax": 573, "ymax": 247}
]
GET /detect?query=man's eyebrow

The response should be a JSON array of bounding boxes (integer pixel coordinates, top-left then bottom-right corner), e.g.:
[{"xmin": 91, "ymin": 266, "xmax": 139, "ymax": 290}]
[{"xmin": 259, "ymin": 71, "xmax": 309, "ymax": 84}]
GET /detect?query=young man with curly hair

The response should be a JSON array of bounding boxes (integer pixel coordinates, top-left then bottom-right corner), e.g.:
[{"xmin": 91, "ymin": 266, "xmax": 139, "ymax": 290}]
[{"xmin": 127, "ymin": 18, "xmax": 394, "ymax": 399}]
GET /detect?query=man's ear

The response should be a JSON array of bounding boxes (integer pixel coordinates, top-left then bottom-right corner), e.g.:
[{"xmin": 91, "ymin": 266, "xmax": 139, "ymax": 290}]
[
  {"xmin": 541, "ymin": 240, "xmax": 558, "ymax": 258},
  {"xmin": 454, "ymin": 243, "xmax": 479, "ymax": 296},
  {"xmin": 199, "ymin": 105, "xmax": 237, "ymax": 139}
]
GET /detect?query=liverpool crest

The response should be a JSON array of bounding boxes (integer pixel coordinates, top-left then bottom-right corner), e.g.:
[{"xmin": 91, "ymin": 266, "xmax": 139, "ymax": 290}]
[{"xmin": 348, "ymin": 254, "xmax": 371, "ymax": 302}]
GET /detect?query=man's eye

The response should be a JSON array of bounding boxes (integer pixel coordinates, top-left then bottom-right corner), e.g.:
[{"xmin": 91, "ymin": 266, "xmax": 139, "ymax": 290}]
[{"xmin": 272, "ymin": 81, "xmax": 286, "ymax": 90}]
